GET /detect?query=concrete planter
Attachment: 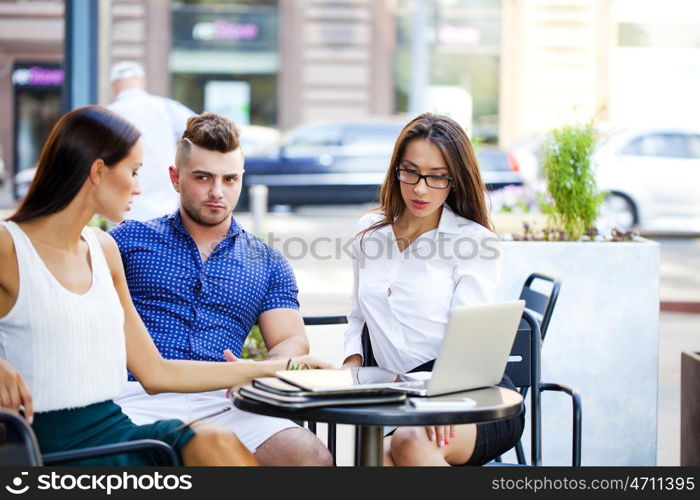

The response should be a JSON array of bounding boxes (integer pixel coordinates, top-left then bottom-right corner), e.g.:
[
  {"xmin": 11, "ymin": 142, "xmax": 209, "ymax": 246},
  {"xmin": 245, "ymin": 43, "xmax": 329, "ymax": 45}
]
[{"xmin": 495, "ymin": 239, "xmax": 660, "ymax": 465}]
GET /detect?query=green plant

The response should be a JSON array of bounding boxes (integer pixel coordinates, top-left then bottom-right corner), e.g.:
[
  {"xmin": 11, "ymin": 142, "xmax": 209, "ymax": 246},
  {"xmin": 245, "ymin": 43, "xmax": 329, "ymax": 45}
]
[
  {"xmin": 242, "ymin": 325, "xmax": 267, "ymax": 359},
  {"xmin": 88, "ymin": 215, "xmax": 111, "ymax": 231},
  {"xmin": 539, "ymin": 123, "xmax": 603, "ymax": 241}
]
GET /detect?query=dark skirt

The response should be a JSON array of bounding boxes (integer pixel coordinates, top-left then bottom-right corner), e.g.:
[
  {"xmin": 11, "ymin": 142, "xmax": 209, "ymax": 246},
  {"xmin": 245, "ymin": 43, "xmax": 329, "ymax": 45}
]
[
  {"xmin": 409, "ymin": 359, "xmax": 525, "ymax": 466},
  {"xmin": 464, "ymin": 374, "xmax": 525, "ymax": 466},
  {"xmin": 31, "ymin": 400, "xmax": 195, "ymax": 466}
]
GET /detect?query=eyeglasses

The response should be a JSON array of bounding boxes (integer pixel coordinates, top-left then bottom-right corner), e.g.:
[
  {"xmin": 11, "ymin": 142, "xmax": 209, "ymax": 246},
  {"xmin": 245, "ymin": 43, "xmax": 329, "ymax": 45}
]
[{"xmin": 396, "ymin": 168, "xmax": 452, "ymax": 189}]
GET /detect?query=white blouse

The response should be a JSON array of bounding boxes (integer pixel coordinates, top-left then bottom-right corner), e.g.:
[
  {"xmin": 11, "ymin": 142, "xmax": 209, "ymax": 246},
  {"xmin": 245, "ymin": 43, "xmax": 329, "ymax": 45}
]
[{"xmin": 344, "ymin": 204, "xmax": 502, "ymax": 373}]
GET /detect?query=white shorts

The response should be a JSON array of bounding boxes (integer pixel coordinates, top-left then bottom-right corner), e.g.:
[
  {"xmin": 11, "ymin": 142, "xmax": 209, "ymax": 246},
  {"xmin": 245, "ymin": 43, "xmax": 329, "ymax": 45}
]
[{"xmin": 115, "ymin": 381, "xmax": 299, "ymax": 453}]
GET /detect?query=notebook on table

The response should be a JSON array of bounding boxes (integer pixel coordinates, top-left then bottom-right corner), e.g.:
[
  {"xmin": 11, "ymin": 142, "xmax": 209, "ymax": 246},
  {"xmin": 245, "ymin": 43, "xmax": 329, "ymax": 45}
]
[
  {"xmin": 236, "ymin": 383, "xmax": 406, "ymax": 409},
  {"xmin": 252, "ymin": 375, "xmax": 407, "ymax": 397},
  {"xmin": 277, "ymin": 300, "xmax": 526, "ymax": 397}
]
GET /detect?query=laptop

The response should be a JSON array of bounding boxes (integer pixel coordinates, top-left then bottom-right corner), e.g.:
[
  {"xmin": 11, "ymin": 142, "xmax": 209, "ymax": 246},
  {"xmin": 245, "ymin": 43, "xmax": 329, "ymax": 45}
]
[{"xmin": 277, "ymin": 300, "xmax": 526, "ymax": 397}]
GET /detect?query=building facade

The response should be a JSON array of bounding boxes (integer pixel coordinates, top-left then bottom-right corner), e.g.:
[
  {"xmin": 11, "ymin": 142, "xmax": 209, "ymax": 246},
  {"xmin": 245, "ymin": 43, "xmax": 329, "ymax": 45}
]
[{"xmin": 1, "ymin": 0, "xmax": 699, "ymax": 199}]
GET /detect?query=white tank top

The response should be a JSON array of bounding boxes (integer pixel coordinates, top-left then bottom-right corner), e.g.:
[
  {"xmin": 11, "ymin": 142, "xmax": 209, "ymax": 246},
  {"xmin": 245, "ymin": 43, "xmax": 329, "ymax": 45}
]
[{"xmin": 0, "ymin": 221, "xmax": 127, "ymax": 412}]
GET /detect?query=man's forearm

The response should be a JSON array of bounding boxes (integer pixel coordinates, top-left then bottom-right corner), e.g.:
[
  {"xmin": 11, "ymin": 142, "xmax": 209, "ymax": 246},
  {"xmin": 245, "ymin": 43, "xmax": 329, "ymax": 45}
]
[{"xmin": 264, "ymin": 335, "xmax": 309, "ymax": 360}]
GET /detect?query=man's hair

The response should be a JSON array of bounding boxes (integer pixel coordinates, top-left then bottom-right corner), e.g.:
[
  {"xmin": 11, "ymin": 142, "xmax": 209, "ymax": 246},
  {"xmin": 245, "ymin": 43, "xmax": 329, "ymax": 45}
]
[
  {"xmin": 175, "ymin": 112, "xmax": 240, "ymax": 168},
  {"xmin": 110, "ymin": 61, "xmax": 146, "ymax": 83}
]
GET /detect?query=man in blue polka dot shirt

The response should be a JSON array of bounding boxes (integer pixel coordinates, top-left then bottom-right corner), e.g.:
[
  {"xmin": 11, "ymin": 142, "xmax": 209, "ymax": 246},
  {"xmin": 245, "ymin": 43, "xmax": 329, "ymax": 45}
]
[{"xmin": 110, "ymin": 112, "xmax": 332, "ymax": 465}]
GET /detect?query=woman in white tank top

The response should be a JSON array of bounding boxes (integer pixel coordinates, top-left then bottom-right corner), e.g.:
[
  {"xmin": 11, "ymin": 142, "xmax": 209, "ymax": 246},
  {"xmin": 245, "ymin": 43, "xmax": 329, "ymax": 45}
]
[{"xmin": 0, "ymin": 106, "xmax": 328, "ymax": 466}]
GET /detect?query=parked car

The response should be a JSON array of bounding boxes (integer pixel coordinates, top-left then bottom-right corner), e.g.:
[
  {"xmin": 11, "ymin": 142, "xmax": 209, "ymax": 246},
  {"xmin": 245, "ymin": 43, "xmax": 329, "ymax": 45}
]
[
  {"xmin": 14, "ymin": 166, "xmax": 36, "ymax": 199},
  {"xmin": 239, "ymin": 125, "xmax": 280, "ymax": 157},
  {"xmin": 593, "ymin": 128, "xmax": 700, "ymax": 233},
  {"xmin": 239, "ymin": 119, "xmax": 523, "ymax": 209},
  {"xmin": 508, "ymin": 134, "xmax": 545, "ymax": 185}
]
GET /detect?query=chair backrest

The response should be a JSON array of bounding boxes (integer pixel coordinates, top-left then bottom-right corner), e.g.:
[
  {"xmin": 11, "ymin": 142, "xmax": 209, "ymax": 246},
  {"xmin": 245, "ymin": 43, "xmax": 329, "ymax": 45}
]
[
  {"xmin": 0, "ymin": 410, "xmax": 43, "ymax": 466},
  {"xmin": 504, "ymin": 322, "xmax": 533, "ymax": 389},
  {"xmin": 303, "ymin": 315, "xmax": 348, "ymax": 326},
  {"xmin": 519, "ymin": 273, "xmax": 561, "ymax": 341},
  {"xmin": 0, "ymin": 410, "xmax": 180, "ymax": 466},
  {"xmin": 301, "ymin": 315, "xmax": 349, "ymax": 465}
]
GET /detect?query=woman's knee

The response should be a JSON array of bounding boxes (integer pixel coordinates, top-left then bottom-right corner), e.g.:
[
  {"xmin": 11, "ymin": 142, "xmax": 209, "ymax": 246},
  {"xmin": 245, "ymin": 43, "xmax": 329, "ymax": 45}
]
[{"xmin": 389, "ymin": 427, "xmax": 432, "ymax": 464}]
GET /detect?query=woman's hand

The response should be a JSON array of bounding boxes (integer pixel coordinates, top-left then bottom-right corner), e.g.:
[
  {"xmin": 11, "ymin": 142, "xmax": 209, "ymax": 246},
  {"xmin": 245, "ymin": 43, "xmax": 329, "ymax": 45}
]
[
  {"xmin": 424, "ymin": 425, "xmax": 455, "ymax": 447},
  {"xmin": 0, "ymin": 359, "xmax": 33, "ymax": 424},
  {"xmin": 288, "ymin": 355, "xmax": 335, "ymax": 370}
]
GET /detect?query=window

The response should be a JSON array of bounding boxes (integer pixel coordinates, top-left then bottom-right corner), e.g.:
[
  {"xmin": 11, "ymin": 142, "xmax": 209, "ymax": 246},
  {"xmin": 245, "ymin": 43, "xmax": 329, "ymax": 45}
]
[
  {"xmin": 286, "ymin": 125, "xmax": 342, "ymax": 148},
  {"xmin": 687, "ymin": 135, "xmax": 700, "ymax": 159},
  {"xmin": 621, "ymin": 134, "xmax": 688, "ymax": 158}
]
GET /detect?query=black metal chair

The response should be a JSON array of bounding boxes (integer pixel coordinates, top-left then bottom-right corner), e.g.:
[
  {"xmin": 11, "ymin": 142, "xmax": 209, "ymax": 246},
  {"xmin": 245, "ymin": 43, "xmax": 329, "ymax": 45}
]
[
  {"xmin": 0, "ymin": 410, "xmax": 180, "ymax": 466},
  {"xmin": 359, "ymin": 309, "xmax": 581, "ymax": 467},
  {"xmin": 302, "ymin": 314, "xmax": 348, "ymax": 466},
  {"xmin": 497, "ymin": 309, "xmax": 582, "ymax": 466},
  {"xmin": 504, "ymin": 272, "xmax": 581, "ymax": 465}
]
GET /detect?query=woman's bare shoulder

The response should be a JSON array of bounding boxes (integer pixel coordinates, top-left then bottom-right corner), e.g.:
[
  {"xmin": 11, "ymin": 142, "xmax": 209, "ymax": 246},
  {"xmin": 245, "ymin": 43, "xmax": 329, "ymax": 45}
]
[
  {"xmin": 0, "ymin": 224, "xmax": 18, "ymax": 293},
  {"xmin": 0, "ymin": 224, "xmax": 15, "ymax": 263},
  {"xmin": 89, "ymin": 227, "xmax": 123, "ymax": 273}
]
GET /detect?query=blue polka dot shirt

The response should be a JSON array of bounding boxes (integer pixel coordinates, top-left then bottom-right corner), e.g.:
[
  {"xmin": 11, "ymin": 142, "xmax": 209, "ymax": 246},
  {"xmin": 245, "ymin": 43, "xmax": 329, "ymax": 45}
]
[{"xmin": 109, "ymin": 211, "xmax": 299, "ymax": 379}]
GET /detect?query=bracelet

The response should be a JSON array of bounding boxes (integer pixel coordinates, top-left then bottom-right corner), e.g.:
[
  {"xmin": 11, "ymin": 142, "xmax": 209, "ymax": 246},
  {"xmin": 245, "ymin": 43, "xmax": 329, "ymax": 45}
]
[{"xmin": 285, "ymin": 358, "xmax": 310, "ymax": 371}]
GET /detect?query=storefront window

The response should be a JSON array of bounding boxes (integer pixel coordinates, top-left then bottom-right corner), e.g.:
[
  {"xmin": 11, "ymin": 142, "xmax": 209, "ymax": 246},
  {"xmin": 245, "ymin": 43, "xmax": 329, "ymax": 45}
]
[
  {"xmin": 12, "ymin": 63, "xmax": 63, "ymax": 198},
  {"xmin": 395, "ymin": 0, "xmax": 501, "ymax": 141},
  {"xmin": 170, "ymin": 1, "xmax": 278, "ymax": 126}
]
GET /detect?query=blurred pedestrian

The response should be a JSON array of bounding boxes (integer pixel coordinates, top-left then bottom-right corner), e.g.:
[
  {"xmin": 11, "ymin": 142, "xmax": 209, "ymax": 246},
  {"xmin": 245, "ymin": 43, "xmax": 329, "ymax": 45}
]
[{"xmin": 108, "ymin": 61, "xmax": 194, "ymax": 221}]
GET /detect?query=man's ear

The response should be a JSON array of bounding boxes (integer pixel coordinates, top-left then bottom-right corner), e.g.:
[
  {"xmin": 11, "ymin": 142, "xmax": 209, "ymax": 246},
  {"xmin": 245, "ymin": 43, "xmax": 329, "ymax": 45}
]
[
  {"xmin": 89, "ymin": 158, "xmax": 106, "ymax": 185},
  {"xmin": 169, "ymin": 166, "xmax": 181, "ymax": 193}
]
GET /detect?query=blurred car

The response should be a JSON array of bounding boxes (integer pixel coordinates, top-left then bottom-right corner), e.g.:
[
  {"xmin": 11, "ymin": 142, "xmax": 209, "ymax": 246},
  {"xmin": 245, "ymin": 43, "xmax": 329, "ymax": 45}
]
[
  {"xmin": 508, "ymin": 134, "xmax": 545, "ymax": 185},
  {"xmin": 239, "ymin": 125, "xmax": 280, "ymax": 157},
  {"xmin": 9, "ymin": 126, "xmax": 281, "ymax": 201},
  {"xmin": 14, "ymin": 166, "xmax": 36, "ymax": 199},
  {"xmin": 594, "ymin": 128, "xmax": 700, "ymax": 233},
  {"xmin": 239, "ymin": 119, "xmax": 523, "ymax": 209}
]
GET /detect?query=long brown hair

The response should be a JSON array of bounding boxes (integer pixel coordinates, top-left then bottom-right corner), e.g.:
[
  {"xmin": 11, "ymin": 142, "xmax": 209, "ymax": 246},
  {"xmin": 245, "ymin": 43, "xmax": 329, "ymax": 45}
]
[
  {"xmin": 8, "ymin": 106, "xmax": 141, "ymax": 223},
  {"xmin": 361, "ymin": 113, "xmax": 492, "ymax": 239}
]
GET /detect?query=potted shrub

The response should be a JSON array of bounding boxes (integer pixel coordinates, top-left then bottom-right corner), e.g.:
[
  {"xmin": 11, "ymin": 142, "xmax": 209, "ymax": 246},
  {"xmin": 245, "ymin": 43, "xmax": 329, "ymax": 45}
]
[{"xmin": 495, "ymin": 124, "xmax": 660, "ymax": 466}]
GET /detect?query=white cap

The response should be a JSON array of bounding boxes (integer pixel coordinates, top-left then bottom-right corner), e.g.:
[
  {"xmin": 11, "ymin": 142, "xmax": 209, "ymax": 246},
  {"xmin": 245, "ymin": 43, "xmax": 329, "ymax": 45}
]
[{"xmin": 110, "ymin": 61, "xmax": 146, "ymax": 83}]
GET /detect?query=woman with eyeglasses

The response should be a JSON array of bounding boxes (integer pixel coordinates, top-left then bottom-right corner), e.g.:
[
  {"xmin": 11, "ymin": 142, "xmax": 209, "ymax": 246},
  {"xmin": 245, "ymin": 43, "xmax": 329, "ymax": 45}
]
[{"xmin": 343, "ymin": 113, "xmax": 524, "ymax": 466}]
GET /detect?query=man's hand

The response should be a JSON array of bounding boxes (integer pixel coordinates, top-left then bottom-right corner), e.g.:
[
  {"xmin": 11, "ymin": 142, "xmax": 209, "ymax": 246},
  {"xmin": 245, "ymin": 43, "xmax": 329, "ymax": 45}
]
[
  {"xmin": 290, "ymin": 355, "xmax": 336, "ymax": 370},
  {"xmin": 223, "ymin": 349, "xmax": 238, "ymax": 363},
  {"xmin": 223, "ymin": 349, "xmax": 241, "ymax": 398},
  {"xmin": 341, "ymin": 354, "xmax": 362, "ymax": 369},
  {"xmin": 0, "ymin": 359, "xmax": 33, "ymax": 424}
]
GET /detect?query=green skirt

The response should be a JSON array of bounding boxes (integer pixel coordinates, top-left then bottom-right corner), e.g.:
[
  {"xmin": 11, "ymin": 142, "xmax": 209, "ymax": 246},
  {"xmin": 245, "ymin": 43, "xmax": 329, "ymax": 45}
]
[{"xmin": 32, "ymin": 400, "xmax": 195, "ymax": 466}]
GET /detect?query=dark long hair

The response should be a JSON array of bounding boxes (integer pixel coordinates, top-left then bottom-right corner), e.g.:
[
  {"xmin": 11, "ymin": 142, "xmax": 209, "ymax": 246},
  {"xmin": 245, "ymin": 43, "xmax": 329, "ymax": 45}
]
[
  {"xmin": 360, "ymin": 113, "xmax": 492, "ymax": 239},
  {"xmin": 8, "ymin": 106, "xmax": 141, "ymax": 223}
]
